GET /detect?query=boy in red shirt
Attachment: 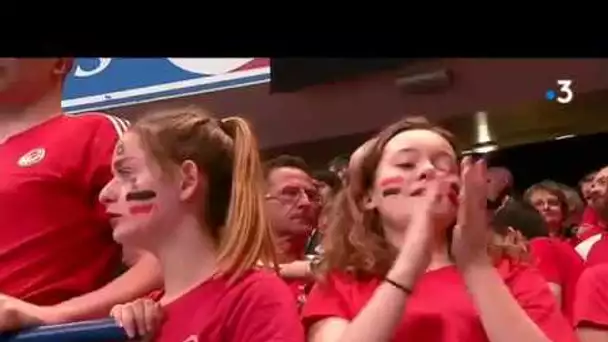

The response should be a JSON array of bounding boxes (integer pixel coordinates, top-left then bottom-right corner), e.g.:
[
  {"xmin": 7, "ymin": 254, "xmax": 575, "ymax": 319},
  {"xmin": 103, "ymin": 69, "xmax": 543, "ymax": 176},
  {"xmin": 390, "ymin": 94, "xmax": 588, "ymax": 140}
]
[
  {"xmin": 491, "ymin": 199, "xmax": 584, "ymax": 323},
  {"xmin": 0, "ymin": 58, "xmax": 160, "ymax": 330}
]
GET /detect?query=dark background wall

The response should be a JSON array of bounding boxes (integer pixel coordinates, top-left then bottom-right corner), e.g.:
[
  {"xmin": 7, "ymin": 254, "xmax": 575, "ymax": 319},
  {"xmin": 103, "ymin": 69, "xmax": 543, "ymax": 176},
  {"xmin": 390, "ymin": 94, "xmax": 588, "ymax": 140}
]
[
  {"xmin": 110, "ymin": 59, "xmax": 608, "ymax": 149},
  {"xmin": 487, "ymin": 132, "xmax": 608, "ymax": 191}
]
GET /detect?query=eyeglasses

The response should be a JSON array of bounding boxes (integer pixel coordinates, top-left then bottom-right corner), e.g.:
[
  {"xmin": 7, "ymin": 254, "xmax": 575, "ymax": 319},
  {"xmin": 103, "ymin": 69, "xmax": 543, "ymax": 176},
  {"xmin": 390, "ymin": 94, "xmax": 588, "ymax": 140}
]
[
  {"xmin": 531, "ymin": 198, "xmax": 561, "ymax": 209},
  {"xmin": 266, "ymin": 186, "xmax": 321, "ymax": 205}
]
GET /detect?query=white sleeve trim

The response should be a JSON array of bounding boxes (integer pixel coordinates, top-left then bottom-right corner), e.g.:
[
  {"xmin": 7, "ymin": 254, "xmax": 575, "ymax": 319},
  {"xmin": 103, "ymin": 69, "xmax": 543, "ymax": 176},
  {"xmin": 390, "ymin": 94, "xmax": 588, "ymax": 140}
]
[{"xmin": 101, "ymin": 114, "xmax": 130, "ymax": 137}]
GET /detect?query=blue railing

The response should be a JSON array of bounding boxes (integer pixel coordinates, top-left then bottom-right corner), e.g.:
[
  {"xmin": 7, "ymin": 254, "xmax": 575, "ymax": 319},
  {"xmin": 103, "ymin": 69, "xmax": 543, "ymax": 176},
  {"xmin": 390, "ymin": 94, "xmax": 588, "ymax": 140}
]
[{"xmin": 0, "ymin": 318, "xmax": 128, "ymax": 342}]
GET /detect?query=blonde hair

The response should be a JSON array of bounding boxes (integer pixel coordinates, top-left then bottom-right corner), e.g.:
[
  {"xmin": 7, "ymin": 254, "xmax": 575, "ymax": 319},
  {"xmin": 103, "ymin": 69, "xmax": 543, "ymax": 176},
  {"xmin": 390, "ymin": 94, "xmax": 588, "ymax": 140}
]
[{"xmin": 132, "ymin": 106, "xmax": 276, "ymax": 279}]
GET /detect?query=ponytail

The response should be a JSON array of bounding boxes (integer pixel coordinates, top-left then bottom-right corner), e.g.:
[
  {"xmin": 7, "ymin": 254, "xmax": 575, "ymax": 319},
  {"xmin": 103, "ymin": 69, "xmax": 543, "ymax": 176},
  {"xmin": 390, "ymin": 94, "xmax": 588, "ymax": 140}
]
[{"xmin": 215, "ymin": 117, "xmax": 278, "ymax": 279}]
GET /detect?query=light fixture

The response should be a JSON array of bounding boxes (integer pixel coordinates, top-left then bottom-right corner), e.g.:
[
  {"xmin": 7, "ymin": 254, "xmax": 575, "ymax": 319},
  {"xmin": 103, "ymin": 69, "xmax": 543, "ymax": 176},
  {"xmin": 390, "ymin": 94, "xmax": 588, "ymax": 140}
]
[
  {"xmin": 470, "ymin": 111, "xmax": 498, "ymax": 154},
  {"xmin": 395, "ymin": 69, "xmax": 453, "ymax": 94},
  {"xmin": 554, "ymin": 134, "xmax": 576, "ymax": 140}
]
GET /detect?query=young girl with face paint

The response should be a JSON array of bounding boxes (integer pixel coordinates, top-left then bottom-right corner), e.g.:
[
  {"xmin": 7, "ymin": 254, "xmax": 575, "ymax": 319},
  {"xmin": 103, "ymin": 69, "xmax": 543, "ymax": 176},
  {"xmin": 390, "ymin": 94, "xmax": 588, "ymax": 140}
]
[
  {"xmin": 302, "ymin": 117, "xmax": 576, "ymax": 342},
  {"xmin": 99, "ymin": 106, "xmax": 303, "ymax": 342}
]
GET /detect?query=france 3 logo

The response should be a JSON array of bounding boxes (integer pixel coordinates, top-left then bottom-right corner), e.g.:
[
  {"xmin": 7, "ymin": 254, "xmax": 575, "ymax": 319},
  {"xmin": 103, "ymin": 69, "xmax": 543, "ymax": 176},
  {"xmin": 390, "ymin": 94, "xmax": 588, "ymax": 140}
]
[{"xmin": 545, "ymin": 80, "xmax": 574, "ymax": 104}]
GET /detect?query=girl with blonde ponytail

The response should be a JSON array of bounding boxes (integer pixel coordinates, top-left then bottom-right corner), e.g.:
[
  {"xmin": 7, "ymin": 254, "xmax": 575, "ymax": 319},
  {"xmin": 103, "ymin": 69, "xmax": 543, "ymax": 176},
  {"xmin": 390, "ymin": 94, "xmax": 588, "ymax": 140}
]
[{"xmin": 98, "ymin": 106, "xmax": 303, "ymax": 342}]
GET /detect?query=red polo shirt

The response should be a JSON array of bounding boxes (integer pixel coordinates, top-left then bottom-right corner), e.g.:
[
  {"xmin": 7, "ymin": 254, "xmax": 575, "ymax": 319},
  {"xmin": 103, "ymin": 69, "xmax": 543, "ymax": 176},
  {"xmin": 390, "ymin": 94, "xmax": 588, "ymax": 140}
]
[
  {"xmin": 0, "ymin": 113, "xmax": 128, "ymax": 305},
  {"xmin": 586, "ymin": 234, "xmax": 608, "ymax": 266},
  {"xmin": 574, "ymin": 263, "xmax": 608, "ymax": 329},
  {"xmin": 528, "ymin": 237, "xmax": 584, "ymax": 323}
]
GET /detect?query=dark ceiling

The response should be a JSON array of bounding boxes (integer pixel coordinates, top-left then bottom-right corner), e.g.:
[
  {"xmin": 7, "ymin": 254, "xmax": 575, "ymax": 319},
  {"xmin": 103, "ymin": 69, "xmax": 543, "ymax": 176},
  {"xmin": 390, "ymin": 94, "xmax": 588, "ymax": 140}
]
[
  {"xmin": 440, "ymin": 88, "xmax": 608, "ymax": 150},
  {"xmin": 270, "ymin": 58, "xmax": 414, "ymax": 93}
]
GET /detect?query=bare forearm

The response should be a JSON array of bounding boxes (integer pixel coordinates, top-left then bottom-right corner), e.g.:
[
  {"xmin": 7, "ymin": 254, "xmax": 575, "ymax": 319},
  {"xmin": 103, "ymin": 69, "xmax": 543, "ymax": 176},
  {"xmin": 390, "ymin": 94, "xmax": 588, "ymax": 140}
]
[
  {"xmin": 336, "ymin": 283, "xmax": 407, "ymax": 342},
  {"xmin": 54, "ymin": 253, "xmax": 162, "ymax": 322},
  {"xmin": 336, "ymin": 258, "xmax": 418, "ymax": 342},
  {"xmin": 577, "ymin": 327, "xmax": 608, "ymax": 342},
  {"xmin": 462, "ymin": 261, "xmax": 550, "ymax": 342}
]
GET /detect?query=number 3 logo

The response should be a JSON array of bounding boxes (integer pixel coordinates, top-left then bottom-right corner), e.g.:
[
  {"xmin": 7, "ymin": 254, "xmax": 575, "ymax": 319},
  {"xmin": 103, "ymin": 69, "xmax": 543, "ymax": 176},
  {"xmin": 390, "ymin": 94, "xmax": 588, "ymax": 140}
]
[{"xmin": 556, "ymin": 79, "xmax": 574, "ymax": 104}]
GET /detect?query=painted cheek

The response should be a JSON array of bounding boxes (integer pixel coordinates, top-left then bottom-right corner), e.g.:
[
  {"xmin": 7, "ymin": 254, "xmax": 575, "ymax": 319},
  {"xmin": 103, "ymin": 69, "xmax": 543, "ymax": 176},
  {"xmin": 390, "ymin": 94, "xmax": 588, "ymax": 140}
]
[
  {"xmin": 379, "ymin": 176, "xmax": 405, "ymax": 188},
  {"xmin": 379, "ymin": 176, "xmax": 405, "ymax": 197},
  {"xmin": 124, "ymin": 189, "xmax": 157, "ymax": 215},
  {"xmin": 129, "ymin": 204, "xmax": 154, "ymax": 215}
]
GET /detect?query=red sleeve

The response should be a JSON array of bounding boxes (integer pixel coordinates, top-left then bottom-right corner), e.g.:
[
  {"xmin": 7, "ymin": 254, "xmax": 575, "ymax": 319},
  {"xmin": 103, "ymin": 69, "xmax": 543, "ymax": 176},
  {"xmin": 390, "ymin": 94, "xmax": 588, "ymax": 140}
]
[
  {"xmin": 502, "ymin": 261, "xmax": 578, "ymax": 342},
  {"xmin": 574, "ymin": 264, "xmax": 608, "ymax": 329},
  {"xmin": 582, "ymin": 207, "xmax": 600, "ymax": 227},
  {"xmin": 586, "ymin": 236, "xmax": 608, "ymax": 267},
  {"xmin": 528, "ymin": 238, "xmax": 561, "ymax": 284},
  {"xmin": 301, "ymin": 273, "xmax": 357, "ymax": 330},
  {"xmin": 227, "ymin": 274, "xmax": 305, "ymax": 342}
]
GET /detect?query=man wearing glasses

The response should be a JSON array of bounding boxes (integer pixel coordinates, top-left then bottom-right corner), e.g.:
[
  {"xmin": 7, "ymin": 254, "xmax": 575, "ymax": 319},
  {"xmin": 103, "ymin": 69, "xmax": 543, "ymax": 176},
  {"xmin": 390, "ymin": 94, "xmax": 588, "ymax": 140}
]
[{"xmin": 263, "ymin": 155, "xmax": 321, "ymax": 307}]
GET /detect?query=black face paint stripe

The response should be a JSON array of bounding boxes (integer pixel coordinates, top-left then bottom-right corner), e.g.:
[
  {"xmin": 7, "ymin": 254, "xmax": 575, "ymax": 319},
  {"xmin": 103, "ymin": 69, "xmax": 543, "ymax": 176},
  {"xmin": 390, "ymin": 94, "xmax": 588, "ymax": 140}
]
[
  {"xmin": 125, "ymin": 190, "xmax": 157, "ymax": 201},
  {"xmin": 382, "ymin": 188, "xmax": 401, "ymax": 197}
]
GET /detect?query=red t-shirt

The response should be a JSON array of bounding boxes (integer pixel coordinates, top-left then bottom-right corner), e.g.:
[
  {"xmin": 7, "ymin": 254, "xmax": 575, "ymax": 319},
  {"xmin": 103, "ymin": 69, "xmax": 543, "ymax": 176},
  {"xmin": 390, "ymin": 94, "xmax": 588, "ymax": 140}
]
[
  {"xmin": 0, "ymin": 113, "xmax": 128, "ymax": 305},
  {"xmin": 155, "ymin": 270, "xmax": 304, "ymax": 342},
  {"xmin": 284, "ymin": 278, "xmax": 310, "ymax": 309},
  {"xmin": 571, "ymin": 207, "xmax": 605, "ymax": 247},
  {"xmin": 582, "ymin": 207, "xmax": 600, "ymax": 227},
  {"xmin": 574, "ymin": 263, "xmax": 608, "ymax": 329},
  {"xmin": 528, "ymin": 237, "xmax": 584, "ymax": 323},
  {"xmin": 586, "ymin": 233, "xmax": 608, "ymax": 267},
  {"xmin": 302, "ymin": 260, "xmax": 575, "ymax": 342},
  {"xmin": 280, "ymin": 236, "xmax": 314, "ymax": 306}
]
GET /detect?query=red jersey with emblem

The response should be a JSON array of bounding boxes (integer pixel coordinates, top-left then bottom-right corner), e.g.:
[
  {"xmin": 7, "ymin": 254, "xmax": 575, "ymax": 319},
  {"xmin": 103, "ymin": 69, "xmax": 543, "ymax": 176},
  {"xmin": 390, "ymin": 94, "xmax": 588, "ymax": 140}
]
[
  {"xmin": 0, "ymin": 113, "xmax": 128, "ymax": 305},
  {"xmin": 574, "ymin": 263, "xmax": 608, "ymax": 329},
  {"xmin": 154, "ymin": 270, "xmax": 304, "ymax": 342},
  {"xmin": 528, "ymin": 237, "xmax": 584, "ymax": 323},
  {"xmin": 302, "ymin": 260, "xmax": 576, "ymax": 342}
]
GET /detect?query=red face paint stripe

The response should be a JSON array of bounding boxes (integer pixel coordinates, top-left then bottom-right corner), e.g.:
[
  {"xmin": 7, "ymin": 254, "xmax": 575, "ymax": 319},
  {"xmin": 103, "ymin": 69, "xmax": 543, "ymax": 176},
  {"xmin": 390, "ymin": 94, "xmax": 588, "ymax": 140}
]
[
  {"xmin": 129, "ymin": 204, "xmax": 154, "ymax": 215},
  {"xmin": 379, "ymin": 176, "xmax": 404, "ymax": 188}
]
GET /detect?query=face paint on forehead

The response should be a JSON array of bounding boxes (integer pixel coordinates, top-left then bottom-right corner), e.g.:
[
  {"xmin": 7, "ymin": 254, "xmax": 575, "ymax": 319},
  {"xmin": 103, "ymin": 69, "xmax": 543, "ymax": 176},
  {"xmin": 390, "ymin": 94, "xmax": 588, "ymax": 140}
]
[{"xmin": 115, "ymin": 140, "xmax": 126, "ymax": 157}]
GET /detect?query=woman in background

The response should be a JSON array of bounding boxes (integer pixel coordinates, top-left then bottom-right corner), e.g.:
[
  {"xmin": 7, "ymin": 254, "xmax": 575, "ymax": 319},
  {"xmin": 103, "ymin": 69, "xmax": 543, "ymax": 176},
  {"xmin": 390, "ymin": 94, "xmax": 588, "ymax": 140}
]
[
  {"xmin": 100, "ymin": 106, "xmax": 303, "ymax": 342},
  {"xmin": 524, "ymin": 181, "xmax": 577, "ymax": 244}
]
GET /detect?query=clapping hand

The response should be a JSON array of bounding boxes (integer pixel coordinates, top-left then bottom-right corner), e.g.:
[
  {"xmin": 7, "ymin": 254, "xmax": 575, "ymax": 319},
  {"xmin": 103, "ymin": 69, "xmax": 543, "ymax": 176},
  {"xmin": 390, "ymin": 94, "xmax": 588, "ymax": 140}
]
[
  {"xmin": 451, "ymin": 156, "xmax": 493, "ymax": 270},
  {"xmin": 382, "ymin": 173, "xmax": 458, "ymax": 281}
]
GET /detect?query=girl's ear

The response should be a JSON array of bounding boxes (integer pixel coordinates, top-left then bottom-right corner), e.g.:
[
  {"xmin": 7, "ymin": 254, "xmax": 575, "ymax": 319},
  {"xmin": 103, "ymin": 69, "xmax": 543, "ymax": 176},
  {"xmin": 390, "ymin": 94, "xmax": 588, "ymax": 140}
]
[
  {"xmin": 178, "ymin": 159, "xmax": 202, "ymax": 202},
  {"xmin": 362, "ymin": 189, "xmax": 377, "ymax": 210}
]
